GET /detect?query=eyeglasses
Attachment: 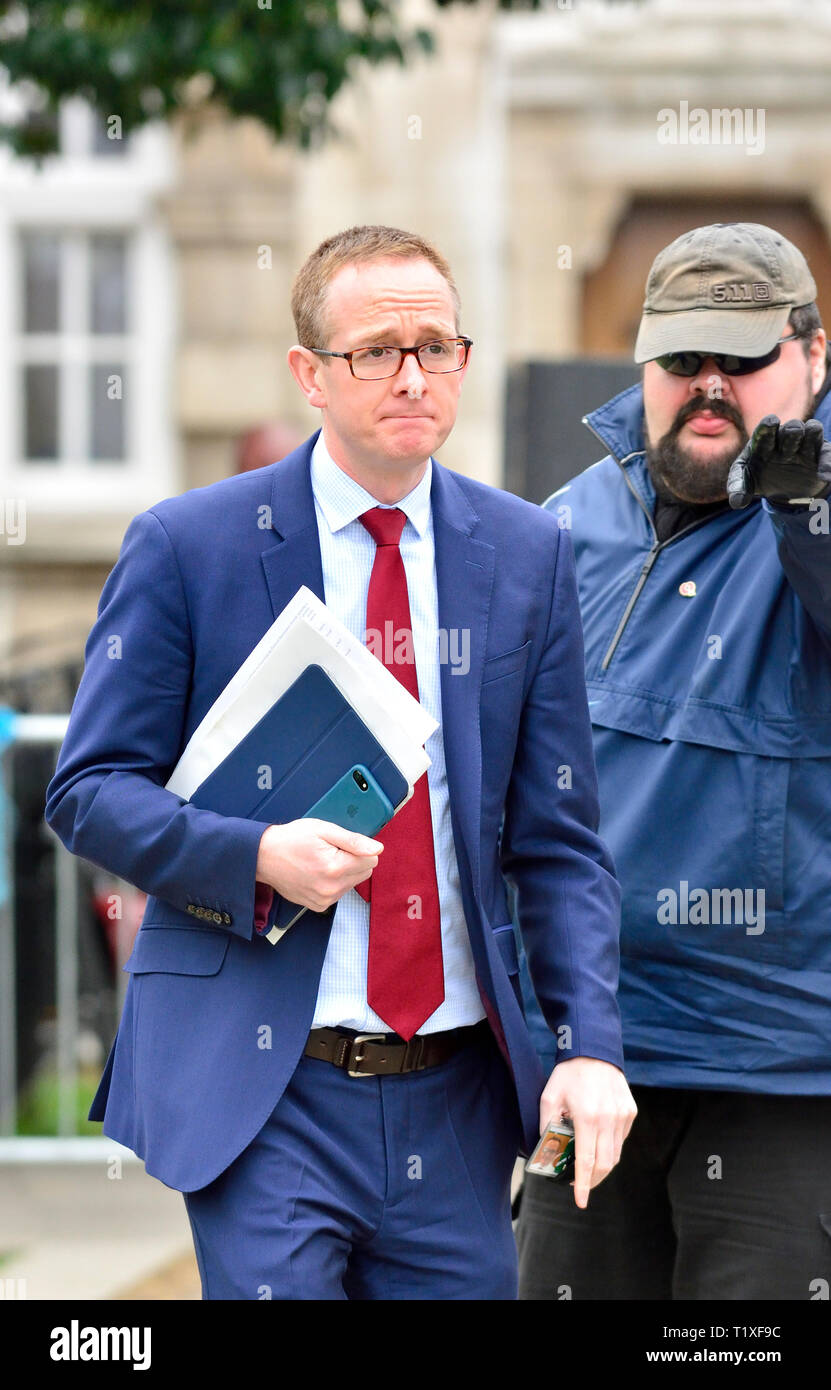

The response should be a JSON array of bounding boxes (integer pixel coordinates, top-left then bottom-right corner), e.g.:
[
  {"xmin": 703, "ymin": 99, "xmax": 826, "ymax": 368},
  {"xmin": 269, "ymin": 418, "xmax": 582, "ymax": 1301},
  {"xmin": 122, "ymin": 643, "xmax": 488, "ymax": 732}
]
[
  {"xmin": 654, "ymin": 333, "xmax": 803, "ymax": 378},
  {"xmin": 309, "ymin": 337, "xmax": 473, "ymax": 380}
]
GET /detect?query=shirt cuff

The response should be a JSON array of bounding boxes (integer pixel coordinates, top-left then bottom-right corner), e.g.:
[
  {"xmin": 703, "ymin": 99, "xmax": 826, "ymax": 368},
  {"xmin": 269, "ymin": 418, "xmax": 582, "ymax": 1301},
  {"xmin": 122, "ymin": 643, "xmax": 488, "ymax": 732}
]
[{"xmin": 253, "ymin": 880, "xmax": 274, "ymax": 934}]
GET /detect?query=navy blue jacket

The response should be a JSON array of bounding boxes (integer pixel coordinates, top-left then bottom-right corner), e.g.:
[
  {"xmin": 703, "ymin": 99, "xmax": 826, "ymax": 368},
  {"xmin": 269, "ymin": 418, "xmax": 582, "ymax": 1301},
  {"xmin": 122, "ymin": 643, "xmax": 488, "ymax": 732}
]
[
  {"xmin": 521, "ymin": 383, "xmax": 831, "ymax": 1093},
  {"xmin": 45, "ymin": 432, "xmax": 623, "ymax": 1189}
]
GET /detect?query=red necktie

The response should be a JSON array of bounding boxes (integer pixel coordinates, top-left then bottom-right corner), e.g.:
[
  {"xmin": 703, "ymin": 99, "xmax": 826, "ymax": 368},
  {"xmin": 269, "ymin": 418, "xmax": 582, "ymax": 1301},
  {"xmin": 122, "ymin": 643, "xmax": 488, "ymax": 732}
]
[{"xmin": 354, "ymin": 506, "xmax": 445, "ymax": 1039}]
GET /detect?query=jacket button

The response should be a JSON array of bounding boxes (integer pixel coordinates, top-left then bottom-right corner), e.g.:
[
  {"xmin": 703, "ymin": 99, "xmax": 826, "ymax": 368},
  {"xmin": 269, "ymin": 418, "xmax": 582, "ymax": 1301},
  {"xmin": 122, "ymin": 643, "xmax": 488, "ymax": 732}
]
[
  {"xmin": 186, "ymin": 904, "xmax": 196, "ymax": 914},
  {"xmin": 222, "ymin": 912, "xmax": 231, "ymax": 925},
  {"xmin": 212, "ymin": 911, "xmax": 222, "ymax": 924},
  {"xmin": 196, "ymin": 907, "xmax": 205, "ymax": 919}
]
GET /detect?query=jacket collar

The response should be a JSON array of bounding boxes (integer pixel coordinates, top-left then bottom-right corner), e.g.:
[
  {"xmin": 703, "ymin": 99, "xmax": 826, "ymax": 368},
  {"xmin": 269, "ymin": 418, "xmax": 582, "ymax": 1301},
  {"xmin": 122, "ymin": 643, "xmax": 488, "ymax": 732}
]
[
  {"xmin": 583, "ymin": 381, "xmax": 646, "ymax": 467},
  {"xmin": 309, "ymin": 431, "xmax": 433, "ymax": 539}
]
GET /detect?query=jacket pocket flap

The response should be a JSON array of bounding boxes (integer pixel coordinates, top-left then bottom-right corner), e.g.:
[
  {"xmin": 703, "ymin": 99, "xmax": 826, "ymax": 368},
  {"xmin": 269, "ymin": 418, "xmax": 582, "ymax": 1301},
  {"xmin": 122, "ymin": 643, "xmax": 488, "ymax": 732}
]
[
  {"xmin": 124, "ymin": 926, "xmax": 230, "ymax": 976},
  {"xmin": 493, "ymin": 923, "xmax": 519, "ymax": 976},
  {"xmin": 482, "ymin": 641, "xmax": 531, "ymax": 686}
]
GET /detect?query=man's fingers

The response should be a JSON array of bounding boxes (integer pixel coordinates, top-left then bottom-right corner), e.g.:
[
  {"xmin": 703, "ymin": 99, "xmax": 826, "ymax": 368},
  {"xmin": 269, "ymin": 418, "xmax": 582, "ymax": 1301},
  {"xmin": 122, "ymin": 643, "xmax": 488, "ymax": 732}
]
[
  {"xmin": 538, "ymin": 1095, "xmax": 566, "ymax": 1136},
  {"xmin": 727, "ymin": 458, "xmax": 754, "ymax": 509},
  {"xmin": 309, "ymin": 820, "xmax": 384, "ymax": 858},
  {"xmin": 778, "ymin": 417, "xmax": 805, "ymax": 458},
  {"xmin": 571, "ymin": 1105, "xmax": 637, "ymax": 1206},
  {"xmin": 750, "ymin": 413, "xmax": 781, "ymax": 461},
  {"xmin": 572, "ymin": 1126, "xmax": 597, "ymax": 1209},
  {"xmin": 613, "ymin": 1113, "xmax": 630, "ymax": 1168},
  {"xmin": 803, "ymin": 418, "xmax": 825, "ymax": 460},
  {"xmin": 592, "ymin": 1119, "xmax": 617, "ymax": 1185},
  {"xmin": 622, "ymin": 1101, "xmax": 638, "ymax": 1142}
]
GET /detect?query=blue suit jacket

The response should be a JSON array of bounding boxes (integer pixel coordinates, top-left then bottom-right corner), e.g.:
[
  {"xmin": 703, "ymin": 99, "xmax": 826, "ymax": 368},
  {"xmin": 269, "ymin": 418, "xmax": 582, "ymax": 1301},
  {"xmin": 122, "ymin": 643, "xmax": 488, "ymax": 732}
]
[{"xmin": 45, "ymin": 432, "xmax": 623, "ymax": 1192}]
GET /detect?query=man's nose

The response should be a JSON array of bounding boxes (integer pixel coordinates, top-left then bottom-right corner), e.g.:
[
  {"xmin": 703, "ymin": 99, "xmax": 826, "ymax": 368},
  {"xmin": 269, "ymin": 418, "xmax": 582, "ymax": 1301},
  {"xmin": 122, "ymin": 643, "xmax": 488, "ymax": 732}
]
[
  {"xmin": 689, "ymin": 358, "xmax": 734, "ymax": 399},
  {"xmin": 394, "ymin": 350, "xmax": 428, "ymax": 391}
]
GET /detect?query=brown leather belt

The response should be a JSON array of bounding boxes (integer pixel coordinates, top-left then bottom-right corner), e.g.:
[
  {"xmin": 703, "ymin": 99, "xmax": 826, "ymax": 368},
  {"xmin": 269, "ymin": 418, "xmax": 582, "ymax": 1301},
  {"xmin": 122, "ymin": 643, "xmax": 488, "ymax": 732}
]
[{"xmin": 304, "ymin": 1020, "xmax": 490, "ymax": 1077}]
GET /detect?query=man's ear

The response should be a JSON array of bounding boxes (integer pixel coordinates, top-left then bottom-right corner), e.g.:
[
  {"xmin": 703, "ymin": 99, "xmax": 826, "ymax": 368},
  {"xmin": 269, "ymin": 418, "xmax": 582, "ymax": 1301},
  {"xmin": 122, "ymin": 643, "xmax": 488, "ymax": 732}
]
[
  {"xmin": 809, "ymin": 329, "xmax": 828, "ymax": 396},
  {"xmin": 287, "ymin": 345, "xmax": 327, "ymax": 409}
]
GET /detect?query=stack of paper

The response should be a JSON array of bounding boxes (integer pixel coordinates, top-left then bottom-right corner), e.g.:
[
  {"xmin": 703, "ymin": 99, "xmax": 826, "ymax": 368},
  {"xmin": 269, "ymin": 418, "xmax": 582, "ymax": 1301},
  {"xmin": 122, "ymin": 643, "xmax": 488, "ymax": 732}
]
[{"xmin": 165, "ymin": 585, "xmax": 437, "ymax": 807}]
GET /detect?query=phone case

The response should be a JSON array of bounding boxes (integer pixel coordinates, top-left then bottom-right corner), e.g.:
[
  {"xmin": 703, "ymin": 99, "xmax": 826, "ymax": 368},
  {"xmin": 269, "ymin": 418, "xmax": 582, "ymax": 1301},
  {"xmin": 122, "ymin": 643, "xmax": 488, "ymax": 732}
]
[
  {"xmin": 264, "ymin": 765, "xmax": 394, "ymax": 942},
  {"xmin": 304, "ymin": 763, "xmax": 394, "ymax": 837}
]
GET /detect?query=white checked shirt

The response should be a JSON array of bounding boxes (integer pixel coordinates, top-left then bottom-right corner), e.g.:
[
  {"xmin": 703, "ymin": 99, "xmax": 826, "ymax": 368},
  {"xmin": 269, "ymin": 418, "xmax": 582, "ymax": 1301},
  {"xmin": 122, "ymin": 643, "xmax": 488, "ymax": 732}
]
[{"xmin": 309, "ymin": 431, "xmax": 485, "ymax": 1034}]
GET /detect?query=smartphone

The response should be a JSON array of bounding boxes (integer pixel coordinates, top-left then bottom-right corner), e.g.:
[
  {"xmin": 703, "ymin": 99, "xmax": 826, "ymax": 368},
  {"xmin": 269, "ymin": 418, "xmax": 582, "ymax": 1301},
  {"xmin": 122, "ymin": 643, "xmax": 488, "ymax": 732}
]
[
  {"xmin": 264, "ymin": 765, "xmax": 394, "ymax": 944},
  {"xmin": 305, "ymin": 763, "xmax": 394, "ymax": 838}
]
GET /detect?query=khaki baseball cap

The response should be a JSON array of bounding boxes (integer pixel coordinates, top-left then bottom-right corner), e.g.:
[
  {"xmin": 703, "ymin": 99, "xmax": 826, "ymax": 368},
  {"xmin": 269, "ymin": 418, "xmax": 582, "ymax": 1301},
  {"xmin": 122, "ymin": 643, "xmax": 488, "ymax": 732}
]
[{"xmin": 634, "ymin": 222, "xmax": 817, "ymax": 363}]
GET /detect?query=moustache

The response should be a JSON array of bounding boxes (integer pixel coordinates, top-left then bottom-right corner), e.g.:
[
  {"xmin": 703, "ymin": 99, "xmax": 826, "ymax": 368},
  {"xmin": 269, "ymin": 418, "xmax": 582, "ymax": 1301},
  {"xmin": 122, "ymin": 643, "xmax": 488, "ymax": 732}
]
[{"xmin": 671, "ymin": 397, "xmax": 745, "ymax": 433}]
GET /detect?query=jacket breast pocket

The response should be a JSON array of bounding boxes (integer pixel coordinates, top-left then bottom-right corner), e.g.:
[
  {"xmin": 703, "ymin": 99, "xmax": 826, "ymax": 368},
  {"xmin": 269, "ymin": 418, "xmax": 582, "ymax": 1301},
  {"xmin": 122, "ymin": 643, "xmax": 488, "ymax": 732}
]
[
  {"xmin": 480, "ymin": 644, "xmax": 532, "ymax": 789},
  {"xmin": 481, "ymin": 640, "xmax": 532, "ymax": 687},
  {"xmin": 124, "ymin": 925, "xmax": 230, "ymax": 976}
]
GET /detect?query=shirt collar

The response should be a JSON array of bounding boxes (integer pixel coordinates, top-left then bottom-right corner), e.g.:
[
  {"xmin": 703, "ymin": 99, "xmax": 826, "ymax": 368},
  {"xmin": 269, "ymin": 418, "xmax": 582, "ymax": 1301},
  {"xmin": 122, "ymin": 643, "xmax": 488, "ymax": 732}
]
[{"xmin": 311, "ymin": 430, "xmax": 432, "ymax": 539}]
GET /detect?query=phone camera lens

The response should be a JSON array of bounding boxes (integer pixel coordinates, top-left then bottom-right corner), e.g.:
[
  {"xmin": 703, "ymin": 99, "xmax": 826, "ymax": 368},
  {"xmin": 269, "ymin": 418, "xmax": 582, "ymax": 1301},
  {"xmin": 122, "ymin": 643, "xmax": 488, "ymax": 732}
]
[{"xmin": 352, "ymin": 770, "xmax": 368, "ymax": 792}]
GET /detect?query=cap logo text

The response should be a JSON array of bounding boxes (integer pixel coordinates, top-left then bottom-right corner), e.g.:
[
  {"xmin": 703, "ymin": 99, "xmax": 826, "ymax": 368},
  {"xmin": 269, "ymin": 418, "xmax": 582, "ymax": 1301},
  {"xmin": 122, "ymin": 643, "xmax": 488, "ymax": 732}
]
[{"xmin": 712, "ymin": 283, "xmax": 772, "ymax": 303}]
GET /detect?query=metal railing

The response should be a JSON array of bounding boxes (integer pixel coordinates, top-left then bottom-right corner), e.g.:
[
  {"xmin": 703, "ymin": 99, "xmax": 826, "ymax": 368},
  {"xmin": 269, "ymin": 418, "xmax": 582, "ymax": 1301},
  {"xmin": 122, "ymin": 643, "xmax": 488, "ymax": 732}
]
[{"xmin": 0, "ymin": 710, "xmax": 135, "ymax": 1147}]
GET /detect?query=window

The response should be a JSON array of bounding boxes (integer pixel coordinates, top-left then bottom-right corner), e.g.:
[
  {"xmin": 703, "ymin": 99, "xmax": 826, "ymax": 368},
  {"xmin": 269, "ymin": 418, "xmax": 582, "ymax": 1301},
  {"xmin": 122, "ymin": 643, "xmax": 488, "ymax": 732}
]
[
  {"xmin": 0, "ymin": 93, "xmax": 178, "ymax": 516},
  {"xmin": 19, "ymin": 228, "xmax": 130, "ymax": 466}
]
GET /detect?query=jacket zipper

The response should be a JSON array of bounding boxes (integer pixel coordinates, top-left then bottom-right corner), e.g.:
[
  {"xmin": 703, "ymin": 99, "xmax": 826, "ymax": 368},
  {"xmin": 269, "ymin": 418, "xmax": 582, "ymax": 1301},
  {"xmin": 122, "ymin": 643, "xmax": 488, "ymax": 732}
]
[
  {"xmin": 601, "ymin": 544, "xmax": 662, "ymax": 671},
  {"xmin": 581, "ymin": 416, "xmax": 728, "ymax": 672}
]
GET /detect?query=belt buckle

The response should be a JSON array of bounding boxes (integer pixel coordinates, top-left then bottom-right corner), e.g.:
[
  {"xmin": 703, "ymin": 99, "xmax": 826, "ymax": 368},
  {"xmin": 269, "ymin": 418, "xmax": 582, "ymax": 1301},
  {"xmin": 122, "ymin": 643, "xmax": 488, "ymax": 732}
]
[{"xmin": 346, "ymin": 1032, "xmax": 387, "ymax": 1078}]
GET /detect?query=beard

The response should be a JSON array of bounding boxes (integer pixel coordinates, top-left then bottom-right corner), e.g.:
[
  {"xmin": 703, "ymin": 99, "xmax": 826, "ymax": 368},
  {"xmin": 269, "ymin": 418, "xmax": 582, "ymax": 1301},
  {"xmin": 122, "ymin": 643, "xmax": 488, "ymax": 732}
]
[{"xmin": 645, "ymin": 396, "xmax": 749, "ymax": 504}]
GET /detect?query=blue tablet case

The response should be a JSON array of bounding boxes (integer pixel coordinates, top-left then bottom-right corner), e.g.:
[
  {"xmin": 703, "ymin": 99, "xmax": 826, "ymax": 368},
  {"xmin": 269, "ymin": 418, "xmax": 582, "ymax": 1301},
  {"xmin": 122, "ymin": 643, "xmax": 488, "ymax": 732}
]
[{"xmin": 188, "ymin": 663, "xmax": 409, "ymax": 931}]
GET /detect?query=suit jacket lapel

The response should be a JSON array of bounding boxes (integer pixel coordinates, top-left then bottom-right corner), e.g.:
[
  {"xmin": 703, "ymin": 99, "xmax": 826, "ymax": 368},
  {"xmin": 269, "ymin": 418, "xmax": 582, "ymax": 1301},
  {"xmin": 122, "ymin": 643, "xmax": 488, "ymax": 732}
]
[
  {"xmin": 430, "ymin": 460, "xmax": 494, "ymax": 892},
  {"xmin": 260, "ymin": 432, "xmax": 327, "ymax": 617}
]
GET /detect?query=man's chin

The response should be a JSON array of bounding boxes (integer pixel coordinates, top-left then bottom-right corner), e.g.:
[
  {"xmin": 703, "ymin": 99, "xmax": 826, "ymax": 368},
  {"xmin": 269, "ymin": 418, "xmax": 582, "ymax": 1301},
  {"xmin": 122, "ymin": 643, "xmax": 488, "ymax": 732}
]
[
  {"xmin": 646, "ymin": 421, "xmax": 746, "ymax": 504},
  {"xmin": 654, "ymin": 465, "xmax": 731, "ymax": 504},
  {"xmin": 649, "ymin": 449, "xmax": 735, "ymax": 504},
  {"xmin": 378, "ymin": 418, "xmax": 446, "ymax": 461}
]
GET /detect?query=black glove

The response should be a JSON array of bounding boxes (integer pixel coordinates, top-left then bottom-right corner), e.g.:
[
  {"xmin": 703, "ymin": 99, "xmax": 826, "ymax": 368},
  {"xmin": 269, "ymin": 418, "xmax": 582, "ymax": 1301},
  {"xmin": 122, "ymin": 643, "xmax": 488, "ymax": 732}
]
[{"xmin": 727, "ymin": 415, "xmax": 831, "ymax": 510}]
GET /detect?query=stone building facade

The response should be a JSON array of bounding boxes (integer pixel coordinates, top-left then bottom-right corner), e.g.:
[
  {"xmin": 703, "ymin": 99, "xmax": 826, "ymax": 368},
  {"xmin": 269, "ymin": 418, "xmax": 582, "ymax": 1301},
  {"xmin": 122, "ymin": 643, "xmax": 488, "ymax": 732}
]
[{"xmin": 1, "ymin": 0, "xmax": 830, "ymax": 697}]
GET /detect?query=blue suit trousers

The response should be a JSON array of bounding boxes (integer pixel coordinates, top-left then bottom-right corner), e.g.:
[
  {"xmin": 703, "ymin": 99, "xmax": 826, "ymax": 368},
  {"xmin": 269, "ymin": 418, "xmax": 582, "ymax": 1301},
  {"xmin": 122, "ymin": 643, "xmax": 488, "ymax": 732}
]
[{"xmin": 183, "ymin": 1026, "xmax": 523, "ymax": 1299}]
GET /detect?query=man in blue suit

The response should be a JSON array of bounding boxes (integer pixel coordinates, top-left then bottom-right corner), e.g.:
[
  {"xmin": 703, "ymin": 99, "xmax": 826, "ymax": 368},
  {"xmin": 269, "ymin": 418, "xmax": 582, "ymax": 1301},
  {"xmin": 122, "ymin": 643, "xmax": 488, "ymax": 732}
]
[{"xmin": 45, "ymin": 224, "xmax": 635, "ymax": 1300}]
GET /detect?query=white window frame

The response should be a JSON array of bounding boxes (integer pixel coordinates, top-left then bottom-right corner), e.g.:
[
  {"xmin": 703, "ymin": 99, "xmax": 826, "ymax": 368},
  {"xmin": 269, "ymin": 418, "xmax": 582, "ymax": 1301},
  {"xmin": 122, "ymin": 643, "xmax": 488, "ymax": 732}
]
[{"xmin": 0, "ymin": 94, "xmax": 180, "ymax": 516}]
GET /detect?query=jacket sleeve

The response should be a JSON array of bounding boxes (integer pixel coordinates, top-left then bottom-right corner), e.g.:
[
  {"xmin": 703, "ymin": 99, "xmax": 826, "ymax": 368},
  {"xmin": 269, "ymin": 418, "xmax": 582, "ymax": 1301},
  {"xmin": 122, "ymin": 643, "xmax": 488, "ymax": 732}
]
[
  {"xmin": 44, "ymin": 509, "xmax": 271, "ymax": 942},
  {"xmin": 499, "ymin": 520, "xmax": 624, "ymax": 1071},
  {"xmin": 764, "ymin": 495, "xmax": 831, "ymax": 650}
]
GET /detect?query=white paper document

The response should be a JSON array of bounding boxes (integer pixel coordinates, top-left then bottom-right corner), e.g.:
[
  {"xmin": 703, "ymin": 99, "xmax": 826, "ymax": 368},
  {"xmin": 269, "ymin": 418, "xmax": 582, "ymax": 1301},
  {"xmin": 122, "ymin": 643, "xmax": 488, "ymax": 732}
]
[{"xmin": 165, "ymin": 586, "xmax": 437, "ymax": 803}]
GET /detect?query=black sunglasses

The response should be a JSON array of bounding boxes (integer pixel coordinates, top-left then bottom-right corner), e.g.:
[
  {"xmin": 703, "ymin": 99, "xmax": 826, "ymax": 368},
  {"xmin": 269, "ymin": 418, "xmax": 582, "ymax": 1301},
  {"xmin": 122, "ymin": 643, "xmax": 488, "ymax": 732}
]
[{"xmin": 654, "ymin": 333, "xmax": 802, "ymax": 378}]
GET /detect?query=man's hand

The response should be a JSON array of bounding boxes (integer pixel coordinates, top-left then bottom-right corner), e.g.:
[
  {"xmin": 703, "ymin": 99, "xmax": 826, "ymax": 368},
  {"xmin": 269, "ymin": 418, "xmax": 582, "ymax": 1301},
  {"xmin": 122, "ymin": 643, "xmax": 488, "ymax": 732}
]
[
  {"xmin": 256, "ymin": 819, "xmax": 383, "ymax": 914},
  {"xmin": 727, "ymin": 415, "xmax": 831, "ymax": 509},
  {"xmin": 539, "ymin": 1057, "xmax": 637, "ymax": 1209}
]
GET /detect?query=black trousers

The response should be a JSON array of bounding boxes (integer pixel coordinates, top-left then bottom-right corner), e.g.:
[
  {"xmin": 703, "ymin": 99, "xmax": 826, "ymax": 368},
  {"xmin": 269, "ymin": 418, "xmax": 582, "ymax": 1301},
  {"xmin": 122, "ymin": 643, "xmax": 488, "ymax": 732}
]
[{"xmin": 516, "ymin": 1084, "xmax": 831, "ymax": 1300}]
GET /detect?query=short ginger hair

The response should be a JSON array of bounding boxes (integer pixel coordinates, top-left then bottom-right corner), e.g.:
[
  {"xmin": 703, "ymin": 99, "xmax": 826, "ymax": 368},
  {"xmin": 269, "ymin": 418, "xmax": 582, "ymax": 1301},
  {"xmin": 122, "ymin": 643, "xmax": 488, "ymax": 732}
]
[{"xmin": 290, "ymin": 224, "xmax": 461, "ymax": 348}]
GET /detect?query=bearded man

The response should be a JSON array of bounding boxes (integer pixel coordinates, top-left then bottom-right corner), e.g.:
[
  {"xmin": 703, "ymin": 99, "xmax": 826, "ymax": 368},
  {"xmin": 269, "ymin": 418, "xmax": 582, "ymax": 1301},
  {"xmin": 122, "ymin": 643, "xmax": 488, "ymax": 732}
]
[{"xmin": 516, "ymin": 222, "xmax": 831, "ymax": 1301}]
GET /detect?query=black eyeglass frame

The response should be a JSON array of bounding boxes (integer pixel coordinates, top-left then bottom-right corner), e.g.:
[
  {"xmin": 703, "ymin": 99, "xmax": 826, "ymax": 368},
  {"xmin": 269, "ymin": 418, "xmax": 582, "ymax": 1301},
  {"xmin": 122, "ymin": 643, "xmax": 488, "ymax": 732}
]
[
  {"xmin": 308, "ymin": 336, "xmax": 473, "ymax": 379},
  {"xmin": 654, "ymin": 333, "xmax": 806, "ymax": 378}
]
